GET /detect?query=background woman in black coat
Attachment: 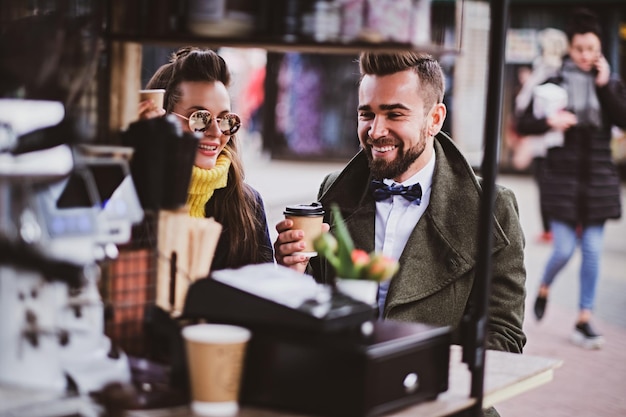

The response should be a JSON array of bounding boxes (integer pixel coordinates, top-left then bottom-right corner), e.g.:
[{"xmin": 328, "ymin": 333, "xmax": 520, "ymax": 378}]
[{"xmin": 516, "ymin": 8, "xmax": 625, "ymax": 349}]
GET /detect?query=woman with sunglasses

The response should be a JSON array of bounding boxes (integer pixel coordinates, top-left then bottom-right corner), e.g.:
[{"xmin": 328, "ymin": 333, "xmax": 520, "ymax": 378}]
[{"xmin": 141, "ymin": 46, "xmax": 274, "ymax": 271}]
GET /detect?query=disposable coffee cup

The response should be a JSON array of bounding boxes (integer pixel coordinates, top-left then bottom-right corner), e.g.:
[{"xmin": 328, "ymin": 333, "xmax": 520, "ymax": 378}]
[
  {"xmin": 182, "ymin": 324, "xmax": 251, "ymax": 417},
  {"xmin": 284, "ymin": 202, "xmax": 325, "ymax": 257},
  {"xmin": 139, "ymin": 89, "xmax": 165, "ymax": 110}
]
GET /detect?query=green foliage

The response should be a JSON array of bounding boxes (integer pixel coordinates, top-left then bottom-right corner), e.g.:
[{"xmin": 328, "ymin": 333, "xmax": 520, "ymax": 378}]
[{"xmin": 313, "ymin": 203, "xmax": 400, "ymax": 282}]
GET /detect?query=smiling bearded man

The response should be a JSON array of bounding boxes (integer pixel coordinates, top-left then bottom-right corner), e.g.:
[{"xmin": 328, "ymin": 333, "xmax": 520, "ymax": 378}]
[{"xmin": 274, "ymin": 54, "xmax": 527, "ymax": 404}]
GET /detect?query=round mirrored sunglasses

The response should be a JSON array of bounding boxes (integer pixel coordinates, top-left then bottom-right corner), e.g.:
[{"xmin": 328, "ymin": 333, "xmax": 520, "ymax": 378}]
[{"xmin": 171, "ymin": 110, "xmax": 241, "ymax": 136}]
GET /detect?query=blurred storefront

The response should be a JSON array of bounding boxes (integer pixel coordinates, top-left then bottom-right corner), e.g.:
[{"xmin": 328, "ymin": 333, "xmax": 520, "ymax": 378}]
[{"xmin": 138, "ymin": 1, "xmax": 626, "ymax": 176}]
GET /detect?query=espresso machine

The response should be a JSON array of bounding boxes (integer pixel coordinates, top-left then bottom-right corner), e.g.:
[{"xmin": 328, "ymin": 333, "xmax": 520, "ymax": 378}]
[{"xmin": 0, "ymin": 99, "xmax": 144, "ymax": 414}]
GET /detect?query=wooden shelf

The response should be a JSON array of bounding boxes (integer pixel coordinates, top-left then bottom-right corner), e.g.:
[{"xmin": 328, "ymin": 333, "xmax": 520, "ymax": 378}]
[{"xmin": 106, "ymin": 33, "xmax": 459, "ymax": 56}]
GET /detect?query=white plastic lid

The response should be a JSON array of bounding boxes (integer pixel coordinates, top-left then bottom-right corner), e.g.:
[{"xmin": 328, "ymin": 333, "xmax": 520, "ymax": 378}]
[{"xmin": 182, "ymin": 323, "xmax": 251, "ymax": 344}]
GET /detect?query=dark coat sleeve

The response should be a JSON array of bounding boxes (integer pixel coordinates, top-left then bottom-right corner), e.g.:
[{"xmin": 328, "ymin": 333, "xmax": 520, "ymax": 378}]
[
  {"xmin": 596, "ymin": 76, "xmax": 626, "ymax": 129},
  {"xmin": 486, "ymin": 185, "xmax": 527, "ymax": 353}
]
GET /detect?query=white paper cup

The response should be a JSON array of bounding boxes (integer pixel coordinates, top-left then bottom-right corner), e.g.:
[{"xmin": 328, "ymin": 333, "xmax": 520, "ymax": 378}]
[{"xmin": 182, "ymin": 324, "xmax": 251, "ymax": 416}]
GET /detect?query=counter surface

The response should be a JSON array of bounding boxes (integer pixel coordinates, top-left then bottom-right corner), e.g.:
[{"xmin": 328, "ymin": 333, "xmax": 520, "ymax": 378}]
[
  {"xmin": 0, "ymin": 346, "xmax": 561, "ymax": 417},
  {"xmin": 124, "ymin": 346, "xmax": 562, "ymax": 417}
]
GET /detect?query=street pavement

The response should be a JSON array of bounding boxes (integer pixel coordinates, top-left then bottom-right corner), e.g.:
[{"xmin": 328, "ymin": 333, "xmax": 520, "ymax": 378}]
[{"xmin": 242, "ymin": 144, "xmax": 626, "ymax": 417}]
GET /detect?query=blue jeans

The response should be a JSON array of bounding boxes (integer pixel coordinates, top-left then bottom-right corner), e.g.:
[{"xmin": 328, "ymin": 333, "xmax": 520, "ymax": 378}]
[{"xmin": 540, "ymin": 220, "xmax": 605, "ymax": 311}]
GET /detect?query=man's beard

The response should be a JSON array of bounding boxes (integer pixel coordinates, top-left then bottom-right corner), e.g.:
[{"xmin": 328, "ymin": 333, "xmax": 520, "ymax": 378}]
[{"xmin": 366, "ymin": 127, "xmax": 428, "ymax": 180}]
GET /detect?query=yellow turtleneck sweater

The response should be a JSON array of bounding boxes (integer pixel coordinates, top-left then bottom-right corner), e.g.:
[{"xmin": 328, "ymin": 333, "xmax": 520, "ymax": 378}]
[{"xmin": 186, "ymin": 154, "xmax": 231, "ymax": 218}]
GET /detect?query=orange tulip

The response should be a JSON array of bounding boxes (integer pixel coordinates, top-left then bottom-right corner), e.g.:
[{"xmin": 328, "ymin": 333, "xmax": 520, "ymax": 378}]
[{"xmin": 365, "ymin": 253, "xmax": 400, "ymax": 282}]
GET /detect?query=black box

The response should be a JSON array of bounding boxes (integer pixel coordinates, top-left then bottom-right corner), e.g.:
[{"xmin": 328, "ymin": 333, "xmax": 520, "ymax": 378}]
[
  {"xmin": 241, "ymin": 320, "xmax": 451, "ymax": 417},
  {"xmin": 182, "ymin": 273, "xmax": 451, "ymax": 417}
]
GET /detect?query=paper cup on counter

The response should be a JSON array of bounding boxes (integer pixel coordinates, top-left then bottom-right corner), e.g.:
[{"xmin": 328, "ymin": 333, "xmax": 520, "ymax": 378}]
[
  {"xmin": 182, "ymin": 324, "xmax": 251, "ymax": 416},
  {"xmin": 284, "ymin": 202, "xmax": 325, "ymax": 257},
  {"xmin": 139, "ymin": 89, "xmax": 165, "ymax": 110}
]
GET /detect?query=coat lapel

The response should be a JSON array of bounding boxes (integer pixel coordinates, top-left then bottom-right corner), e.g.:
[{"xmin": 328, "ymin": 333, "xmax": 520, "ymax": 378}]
[
  {"xmin": 387, "ymin": 134, "xmax": 510, "ymax": 310},
  {"xmin": 319, "ymin": 150, "xmax": 376, "ymax": 253},
  {"xmin": 384, "ymin": 136, "xmax": 478, "ymax": 308}
]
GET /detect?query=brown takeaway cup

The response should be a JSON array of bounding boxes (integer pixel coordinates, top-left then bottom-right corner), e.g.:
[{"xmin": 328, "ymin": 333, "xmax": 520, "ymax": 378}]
[
  {"xmin": 284, "ymin": 202, "xmax": 325, "ymax": 257},
  {"xmin": 139, "ymin": 88, "xmax": 165, "ymax": 111},
  {"xmin": 182, "ymin": 324, "xmax": 251, "ymax": 416}
]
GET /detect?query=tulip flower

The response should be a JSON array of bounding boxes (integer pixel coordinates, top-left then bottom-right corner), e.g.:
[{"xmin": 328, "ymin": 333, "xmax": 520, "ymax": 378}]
[
  {"xmin": 351, "ymin": 249, "xmax": 370, "ymax": 277},
  {"xmin": 313, "ymin": 203, "xmax": 400, "ymax": 282},
  {"xmin": 364, "ymin": 253, "xmax": 400, "ymax": 282}
]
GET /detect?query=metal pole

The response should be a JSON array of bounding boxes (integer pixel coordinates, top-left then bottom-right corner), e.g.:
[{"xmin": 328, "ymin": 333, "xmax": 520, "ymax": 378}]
[{"xmin": 461, "ymin": 0, "xmax": 510, "ymax": 415}]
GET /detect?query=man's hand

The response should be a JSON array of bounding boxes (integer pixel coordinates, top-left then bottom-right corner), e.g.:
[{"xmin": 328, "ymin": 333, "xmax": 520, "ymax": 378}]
[{"xmin": 274, "ymin": 219, "xmax": 329, "ymax": 273}]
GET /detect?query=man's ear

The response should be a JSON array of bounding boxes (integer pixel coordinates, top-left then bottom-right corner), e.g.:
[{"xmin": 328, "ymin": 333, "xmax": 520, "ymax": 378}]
[{"xmin": 428, "ymin": 103, "xmax": 447, "ymax": 136}]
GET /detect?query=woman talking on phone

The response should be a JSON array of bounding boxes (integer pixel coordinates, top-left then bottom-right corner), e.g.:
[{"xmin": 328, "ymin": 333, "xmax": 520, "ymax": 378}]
[{"xmin": 516, "ymin": 8, "xmax": 626, "ymax": 349}]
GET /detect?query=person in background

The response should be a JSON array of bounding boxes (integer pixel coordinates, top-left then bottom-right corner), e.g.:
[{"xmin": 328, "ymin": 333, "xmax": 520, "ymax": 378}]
[
  {"xmin": 514, "ymin": 27, "xmax": 570, "ymax": 244},
  {"xmin": 274, "ymin": 51, "xmax": 526, "ymax": 387},
  {"xmin": 516, "ymin": 8, "xmax": 625, "ymax": 349},
  {"xmin": 141, "ymin": 47, "xmax": 274, "ymax": 270}
]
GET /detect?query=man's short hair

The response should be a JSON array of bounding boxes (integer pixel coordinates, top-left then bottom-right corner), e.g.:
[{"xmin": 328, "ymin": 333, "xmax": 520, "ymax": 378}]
[
  {"xmin": 359, "ymin": 51, "xmax": 445, "ymax": 111},
  {"xmin": 566, "ymin": 8, "xmax": 601, "ymax": 41}
]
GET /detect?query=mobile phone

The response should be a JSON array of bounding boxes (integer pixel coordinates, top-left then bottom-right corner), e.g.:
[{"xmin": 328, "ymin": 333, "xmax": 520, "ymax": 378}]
[{"xmin": 591, "ymin": 54, "xmax": 603, "ymax": 76}]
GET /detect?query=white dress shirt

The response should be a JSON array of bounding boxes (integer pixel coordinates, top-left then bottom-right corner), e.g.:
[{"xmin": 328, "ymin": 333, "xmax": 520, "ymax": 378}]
[{"xmin": 376, "ymin": 150, "xmax": 436, "ymax": 316}]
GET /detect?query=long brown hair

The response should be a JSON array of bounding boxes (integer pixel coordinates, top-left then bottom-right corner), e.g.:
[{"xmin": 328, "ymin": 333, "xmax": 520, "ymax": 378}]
[{"xmin": 146, "ymin": 47, "xmax": 266, "ymax": 266}]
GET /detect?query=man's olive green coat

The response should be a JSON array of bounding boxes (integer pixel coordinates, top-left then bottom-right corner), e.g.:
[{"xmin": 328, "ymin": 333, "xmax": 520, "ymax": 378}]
[{"xmin": 310, "ymin": 133, "xmax": 527, "ymax": 353}]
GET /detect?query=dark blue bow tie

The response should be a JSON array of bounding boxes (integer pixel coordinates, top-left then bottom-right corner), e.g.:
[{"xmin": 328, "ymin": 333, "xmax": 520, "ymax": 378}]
[{"xmin": 370, "ymin": 180, "xmax": 422, "ymax": 204}]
